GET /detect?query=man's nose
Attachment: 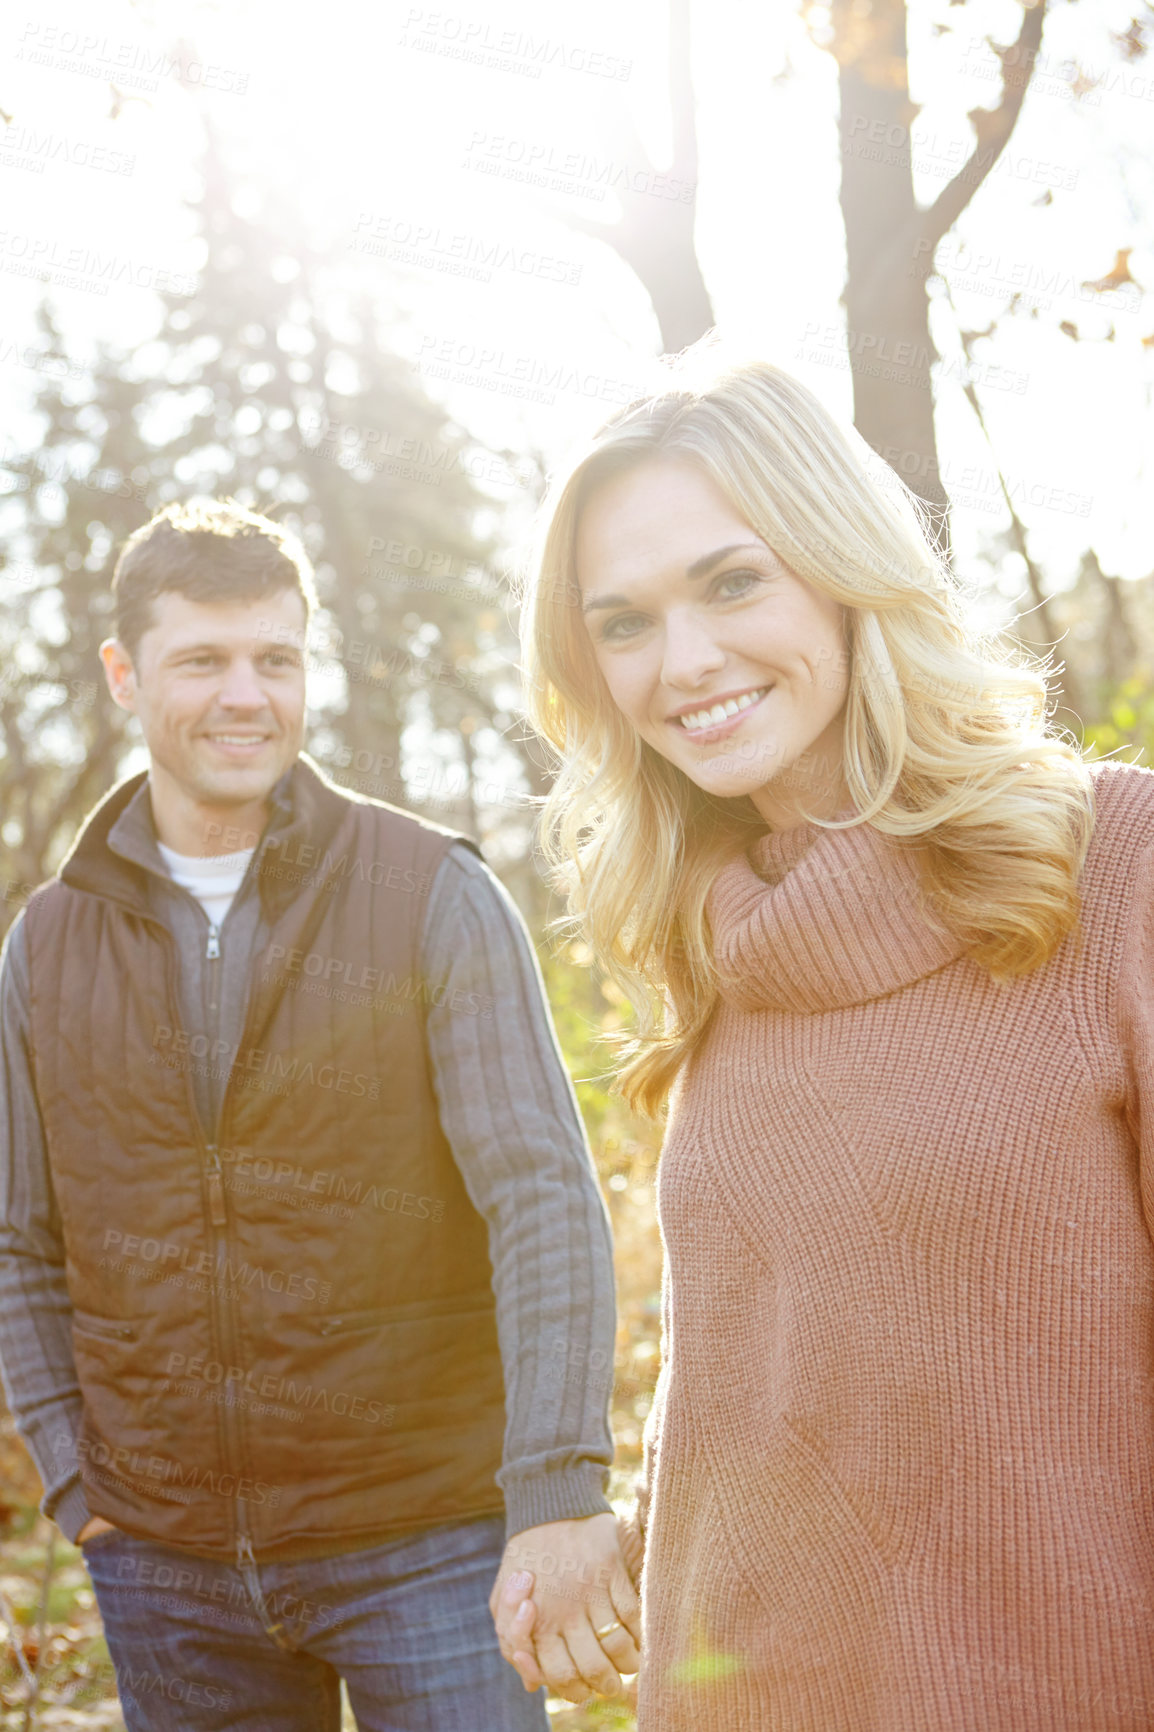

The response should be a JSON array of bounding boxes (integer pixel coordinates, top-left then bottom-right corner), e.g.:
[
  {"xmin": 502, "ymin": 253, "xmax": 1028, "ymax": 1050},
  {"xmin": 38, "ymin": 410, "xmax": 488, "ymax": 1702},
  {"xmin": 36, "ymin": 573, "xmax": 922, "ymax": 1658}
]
[
  {"xmin": 216, "ymin": 660, "xmax": 267, "ymax": 708},
  {"xmin": 660, "ymin": 609, "xmax": 726, "ymax": 689}
]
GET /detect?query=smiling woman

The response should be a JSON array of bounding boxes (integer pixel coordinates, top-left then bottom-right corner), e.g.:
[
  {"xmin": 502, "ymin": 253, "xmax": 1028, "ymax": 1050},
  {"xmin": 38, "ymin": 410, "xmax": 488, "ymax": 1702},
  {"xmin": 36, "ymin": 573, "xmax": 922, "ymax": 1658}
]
[
  {"xmin": 523, "ymin": 357, "xmax": 1092, "ymax": 1112},
  {"xmin": 514, "ymin": 356, "xmax": 1154, "ymax": 1731},
  {"xmin": 574, "ymin": 459, "xmax": 851, "ymax": 830}
]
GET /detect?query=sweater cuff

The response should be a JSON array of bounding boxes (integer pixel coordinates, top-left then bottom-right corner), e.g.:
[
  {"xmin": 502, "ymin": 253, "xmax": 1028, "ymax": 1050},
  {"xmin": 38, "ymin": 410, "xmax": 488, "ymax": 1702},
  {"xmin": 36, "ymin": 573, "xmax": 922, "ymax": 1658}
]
[
  {"xmin": 502, "ymin": 1463, "xmax": 612, "ymax": 1540},
  {"xmin": 49, "ymin": 1480, "xmax": 91, "ymax": 1546}
]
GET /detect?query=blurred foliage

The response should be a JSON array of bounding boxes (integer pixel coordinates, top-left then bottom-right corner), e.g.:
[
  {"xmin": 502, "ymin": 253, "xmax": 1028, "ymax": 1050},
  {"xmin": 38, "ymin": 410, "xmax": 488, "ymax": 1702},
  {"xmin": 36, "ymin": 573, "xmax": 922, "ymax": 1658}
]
[{"xmin": 0, "ymin": 121, "xmax": 542, "ymax": 933}]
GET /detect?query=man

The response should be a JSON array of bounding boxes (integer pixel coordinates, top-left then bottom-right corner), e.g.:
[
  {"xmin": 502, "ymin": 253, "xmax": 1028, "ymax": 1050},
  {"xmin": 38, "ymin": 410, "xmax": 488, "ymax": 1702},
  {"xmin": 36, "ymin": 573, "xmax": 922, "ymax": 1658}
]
[{"xmin": 0, "ymin": 500, "xmax": 640, "ymax": 1730}]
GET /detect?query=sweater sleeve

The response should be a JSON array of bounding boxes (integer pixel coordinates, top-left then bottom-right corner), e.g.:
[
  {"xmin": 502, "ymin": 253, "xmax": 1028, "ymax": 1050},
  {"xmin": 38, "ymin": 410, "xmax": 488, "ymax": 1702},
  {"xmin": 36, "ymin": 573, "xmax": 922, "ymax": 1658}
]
[
  {"xmin": 618, "ymin": 1251, "xmax": 672, "ymax": 1590},
  {"xmin": 418, "ymin": 843, "xmax": 617, "ymax": 1540},
  {"xmin": 1119, "ymin": 837, "xmax": 1154, "ymax": 1240},
  {"xmin": 0, "ymin": 913, "xmax": 91, "ymax": 1543}
]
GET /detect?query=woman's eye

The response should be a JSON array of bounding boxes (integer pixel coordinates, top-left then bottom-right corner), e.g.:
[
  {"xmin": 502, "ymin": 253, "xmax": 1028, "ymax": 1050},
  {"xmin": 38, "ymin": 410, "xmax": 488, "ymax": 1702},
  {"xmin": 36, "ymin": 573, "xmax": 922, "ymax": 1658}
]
[
  {"xmin": 599, "ymin": 613, "xmax": 648, "ymax": 643},
  {"xmin": 715, "ymin": 569, "xmax": 761, "ymax": 600}
]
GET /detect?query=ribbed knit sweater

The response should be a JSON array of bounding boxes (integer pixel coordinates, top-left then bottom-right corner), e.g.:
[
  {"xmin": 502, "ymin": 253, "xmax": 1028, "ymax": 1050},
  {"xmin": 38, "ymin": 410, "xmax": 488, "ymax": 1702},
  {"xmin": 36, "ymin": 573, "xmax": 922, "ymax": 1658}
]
[{"xmin": 633, "ymin": 759, "xmax": 1154, "ymax": 1731}]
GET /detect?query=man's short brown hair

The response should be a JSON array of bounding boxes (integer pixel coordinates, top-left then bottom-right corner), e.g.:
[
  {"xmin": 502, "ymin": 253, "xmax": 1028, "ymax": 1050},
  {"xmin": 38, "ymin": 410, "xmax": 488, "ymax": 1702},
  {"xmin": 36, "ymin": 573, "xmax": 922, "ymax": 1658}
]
[{"xmin": 111, "ymin": 500, "xmax": 317, "ymax": 660}]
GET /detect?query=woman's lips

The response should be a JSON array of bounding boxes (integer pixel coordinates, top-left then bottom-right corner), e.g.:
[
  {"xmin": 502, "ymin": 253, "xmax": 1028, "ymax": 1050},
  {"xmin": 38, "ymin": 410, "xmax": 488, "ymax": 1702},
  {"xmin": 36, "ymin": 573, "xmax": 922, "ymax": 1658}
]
[{"xmin": 669, "ymin": 685, "xmax": 771, "ymax": 742}]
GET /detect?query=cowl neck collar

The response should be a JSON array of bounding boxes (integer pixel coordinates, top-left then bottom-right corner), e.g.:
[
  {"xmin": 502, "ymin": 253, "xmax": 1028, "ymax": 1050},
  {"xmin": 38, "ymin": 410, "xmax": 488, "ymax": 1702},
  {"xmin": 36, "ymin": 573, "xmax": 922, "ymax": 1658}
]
[{"xmin": 706, "ymin": 816, "xmax": 965, "ymax": 1014}]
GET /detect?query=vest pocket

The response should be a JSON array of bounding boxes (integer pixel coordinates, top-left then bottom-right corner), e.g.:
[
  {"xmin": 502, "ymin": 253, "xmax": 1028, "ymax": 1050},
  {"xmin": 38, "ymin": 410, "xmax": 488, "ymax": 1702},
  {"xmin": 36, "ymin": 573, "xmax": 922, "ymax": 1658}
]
[
  {"xmin": 71, "ymin": 1310, "xmax": 137, "ymax": 1343},
  {"xmin": 316, "ymin": 1289, "xmax": 492, "ymax": 1337}
]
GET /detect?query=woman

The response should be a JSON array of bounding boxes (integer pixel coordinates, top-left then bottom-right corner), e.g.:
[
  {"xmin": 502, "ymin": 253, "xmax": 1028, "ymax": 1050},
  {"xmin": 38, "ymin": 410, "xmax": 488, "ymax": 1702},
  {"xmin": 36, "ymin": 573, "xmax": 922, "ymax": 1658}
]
[{"xmin": 505, "ymin": 358, "xmax": 1154, "ymax": 1729}]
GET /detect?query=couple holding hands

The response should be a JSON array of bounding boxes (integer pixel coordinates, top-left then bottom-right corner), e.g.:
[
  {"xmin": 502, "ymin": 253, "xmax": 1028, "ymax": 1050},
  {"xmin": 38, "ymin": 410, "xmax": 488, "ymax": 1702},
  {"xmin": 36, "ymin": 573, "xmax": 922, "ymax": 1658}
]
[{"xmin": 3, "ymin": 356, "xmax": 1154, "ymax": 1730}]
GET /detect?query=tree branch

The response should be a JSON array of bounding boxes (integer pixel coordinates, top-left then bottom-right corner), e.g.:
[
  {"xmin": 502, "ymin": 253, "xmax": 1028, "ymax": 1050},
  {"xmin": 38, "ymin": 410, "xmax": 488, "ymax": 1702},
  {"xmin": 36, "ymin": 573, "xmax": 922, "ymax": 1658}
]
[{"xmin": 920, "ymin": 0, "xmax": 1047, "ymax": 250}]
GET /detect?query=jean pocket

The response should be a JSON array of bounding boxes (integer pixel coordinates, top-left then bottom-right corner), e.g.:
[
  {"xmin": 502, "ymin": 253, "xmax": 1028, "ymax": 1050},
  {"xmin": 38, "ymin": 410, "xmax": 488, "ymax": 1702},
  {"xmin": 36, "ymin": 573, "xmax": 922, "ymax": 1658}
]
[{"xmin": 79, "ymin": 1524, "xmax": 127, "ymax": 1556}]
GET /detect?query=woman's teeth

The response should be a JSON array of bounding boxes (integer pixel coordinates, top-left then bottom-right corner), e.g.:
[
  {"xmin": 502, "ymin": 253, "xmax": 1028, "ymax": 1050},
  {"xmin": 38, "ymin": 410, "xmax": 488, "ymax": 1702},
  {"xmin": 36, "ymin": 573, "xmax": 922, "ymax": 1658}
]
[{"xmin": 677, "ymin": 687, "xmax": 768, "ymax": 732}]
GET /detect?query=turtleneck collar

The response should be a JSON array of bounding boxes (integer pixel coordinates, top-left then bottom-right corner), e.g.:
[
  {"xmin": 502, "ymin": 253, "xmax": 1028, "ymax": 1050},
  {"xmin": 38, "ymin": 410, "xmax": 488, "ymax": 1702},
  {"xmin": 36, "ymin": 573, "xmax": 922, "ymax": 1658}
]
[{"xmin": 706, "ymin": 816, "xmax": 965, "ymax": 1014}]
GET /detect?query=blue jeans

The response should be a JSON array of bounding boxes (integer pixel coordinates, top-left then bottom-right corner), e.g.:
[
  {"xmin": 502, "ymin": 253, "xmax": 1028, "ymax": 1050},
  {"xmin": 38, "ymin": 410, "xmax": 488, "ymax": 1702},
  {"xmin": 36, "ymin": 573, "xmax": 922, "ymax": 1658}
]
[{"xmin": 82, "ymin": 1515, "xmax": 549, "ymax": 1732}]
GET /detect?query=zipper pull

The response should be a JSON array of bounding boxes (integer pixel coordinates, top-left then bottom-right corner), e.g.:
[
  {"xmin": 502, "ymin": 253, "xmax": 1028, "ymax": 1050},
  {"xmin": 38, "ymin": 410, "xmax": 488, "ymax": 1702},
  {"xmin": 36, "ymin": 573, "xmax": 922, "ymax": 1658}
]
[
  {"xmin": 237, "ymin": 1534, "xmax": 256, "ymax": 1570},
  {"xmin": 205, "ymin": 924, "xmax": 221, "ymax": 961},
  {"xmin": 205, "ymin": 1144, "xmax": 227, "ymax": 1227}
]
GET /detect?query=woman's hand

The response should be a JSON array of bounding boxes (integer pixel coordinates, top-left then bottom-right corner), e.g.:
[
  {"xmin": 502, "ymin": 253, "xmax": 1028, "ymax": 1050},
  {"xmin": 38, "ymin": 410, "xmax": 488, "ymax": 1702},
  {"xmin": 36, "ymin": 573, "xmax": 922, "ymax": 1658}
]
[{"xmin": 490, "ymin": 1512, "xmax": 640, "ymax": 1704}]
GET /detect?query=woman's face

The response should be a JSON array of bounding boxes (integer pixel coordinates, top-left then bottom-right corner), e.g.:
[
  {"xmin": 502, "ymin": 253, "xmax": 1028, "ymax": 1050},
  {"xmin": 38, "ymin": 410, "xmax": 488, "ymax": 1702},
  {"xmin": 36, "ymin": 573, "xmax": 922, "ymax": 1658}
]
[{"xmin": 575, "ymin": 458, "xmax": 851, "ymax": 828}]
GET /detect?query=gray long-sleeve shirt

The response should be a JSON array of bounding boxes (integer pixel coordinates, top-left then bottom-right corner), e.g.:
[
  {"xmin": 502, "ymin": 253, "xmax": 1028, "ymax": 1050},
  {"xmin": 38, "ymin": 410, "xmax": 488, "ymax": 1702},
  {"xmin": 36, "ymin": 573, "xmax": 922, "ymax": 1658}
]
[{"xmin": 0, "ymin": 779, "xmax": 615, "ymax": 1547}]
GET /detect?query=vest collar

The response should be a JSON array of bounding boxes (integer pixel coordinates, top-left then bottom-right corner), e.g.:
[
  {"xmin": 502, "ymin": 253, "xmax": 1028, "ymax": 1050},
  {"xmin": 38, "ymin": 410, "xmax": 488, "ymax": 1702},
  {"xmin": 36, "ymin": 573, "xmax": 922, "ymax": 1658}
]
[
  {"xmin": 58, "ymin": 755, "xmax": 354, "ymax": 921},
  {"xmin": 706, "ymin": 816, "xmax": 964, "ymax": 1014}
]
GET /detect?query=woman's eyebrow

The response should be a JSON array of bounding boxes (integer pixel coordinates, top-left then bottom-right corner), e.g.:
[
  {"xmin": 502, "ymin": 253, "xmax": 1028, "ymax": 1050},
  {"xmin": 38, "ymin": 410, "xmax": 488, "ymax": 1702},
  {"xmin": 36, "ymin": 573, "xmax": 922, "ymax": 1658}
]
[
  {"xmin": 581, "ymin": 541, "xmax": 770, "ymax": 614},
  {"xmin": 685, "ymin": 541, "xmax": 768, "ymax": 578}
]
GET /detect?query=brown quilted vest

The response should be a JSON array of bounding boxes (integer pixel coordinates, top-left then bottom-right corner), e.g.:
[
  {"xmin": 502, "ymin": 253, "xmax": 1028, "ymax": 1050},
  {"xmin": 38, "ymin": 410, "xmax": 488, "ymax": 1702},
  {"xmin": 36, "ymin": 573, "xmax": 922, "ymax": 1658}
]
[{"xmin": 23, "ymin": 758, "xmax": 506, "ymax": 1561}]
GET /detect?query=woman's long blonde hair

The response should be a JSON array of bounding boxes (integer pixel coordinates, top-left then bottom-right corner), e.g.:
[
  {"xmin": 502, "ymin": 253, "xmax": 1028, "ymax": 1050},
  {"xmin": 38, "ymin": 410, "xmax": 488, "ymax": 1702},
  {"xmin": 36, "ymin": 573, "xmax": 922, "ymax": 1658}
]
[{"xmin": 521, "ymin": 358, "xmax": 1094, "ymax": 1117}]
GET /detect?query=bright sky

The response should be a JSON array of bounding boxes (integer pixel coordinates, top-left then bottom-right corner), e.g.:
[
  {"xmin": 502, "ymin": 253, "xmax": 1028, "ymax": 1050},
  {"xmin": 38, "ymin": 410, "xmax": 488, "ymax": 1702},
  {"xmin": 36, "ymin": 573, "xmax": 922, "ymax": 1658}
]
[{"xmin": 1, "ymin": 0, "xmax": 1151, "ymax": 615}]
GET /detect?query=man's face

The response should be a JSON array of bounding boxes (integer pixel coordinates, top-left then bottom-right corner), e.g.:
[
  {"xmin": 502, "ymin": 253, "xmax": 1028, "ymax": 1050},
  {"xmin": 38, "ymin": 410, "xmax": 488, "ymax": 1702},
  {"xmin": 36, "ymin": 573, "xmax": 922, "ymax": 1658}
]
[{"xmin": 102, "ymin": 589, "xmax": 308, "ymax": 824}]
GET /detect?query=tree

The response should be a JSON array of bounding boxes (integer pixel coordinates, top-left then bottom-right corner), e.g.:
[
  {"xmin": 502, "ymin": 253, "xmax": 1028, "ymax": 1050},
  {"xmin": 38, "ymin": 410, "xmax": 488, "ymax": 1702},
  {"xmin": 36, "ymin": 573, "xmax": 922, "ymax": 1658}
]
[
  {"xmin": 830, "ymin": 0, "xmax": 1046, "ymax": 535},
  {"xmin": 0, "ymin": 123, "xmax": 532, "ymax": 935}
]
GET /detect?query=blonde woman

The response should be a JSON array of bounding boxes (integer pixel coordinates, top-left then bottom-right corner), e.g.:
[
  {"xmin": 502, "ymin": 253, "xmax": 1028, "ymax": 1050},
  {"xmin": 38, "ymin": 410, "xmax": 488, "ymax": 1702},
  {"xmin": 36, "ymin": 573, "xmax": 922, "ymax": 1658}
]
[{"xmin": 497, "ymin": 358, "xmax": 1154, "ymax": 1730}]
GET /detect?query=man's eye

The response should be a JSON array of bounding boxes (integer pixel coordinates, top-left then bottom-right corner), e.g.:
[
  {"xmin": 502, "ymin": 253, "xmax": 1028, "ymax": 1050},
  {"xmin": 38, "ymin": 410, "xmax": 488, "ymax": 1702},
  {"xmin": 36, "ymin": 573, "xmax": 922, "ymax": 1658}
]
[{"xmin": 263, "ymin": 653, "xmax": 300, "ymax": 669}]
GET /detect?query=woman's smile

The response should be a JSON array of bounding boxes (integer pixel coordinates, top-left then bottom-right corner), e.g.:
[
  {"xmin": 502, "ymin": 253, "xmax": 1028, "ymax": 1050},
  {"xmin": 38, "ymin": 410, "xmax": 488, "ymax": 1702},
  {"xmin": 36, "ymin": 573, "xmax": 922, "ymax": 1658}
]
[
  {"xmin": 667, "ymin": 683, "xmax": 773, "ymax": 741},
  {"xmin": 577, "ymin": 457, "xmax": 851, "ymax": 828}
]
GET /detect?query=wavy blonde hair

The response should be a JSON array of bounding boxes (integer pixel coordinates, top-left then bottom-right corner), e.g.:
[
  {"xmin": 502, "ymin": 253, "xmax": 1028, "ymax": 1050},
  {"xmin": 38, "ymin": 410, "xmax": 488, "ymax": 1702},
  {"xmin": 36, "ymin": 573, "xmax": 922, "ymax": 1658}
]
[{"xmin": 520, "ymin": 358, "xmax": 1093, "ymax": 1117}]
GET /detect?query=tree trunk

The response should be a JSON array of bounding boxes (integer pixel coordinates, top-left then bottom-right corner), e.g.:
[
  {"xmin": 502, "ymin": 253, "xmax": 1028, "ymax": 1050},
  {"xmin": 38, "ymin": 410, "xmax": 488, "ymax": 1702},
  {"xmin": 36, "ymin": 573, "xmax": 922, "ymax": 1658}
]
[{"xmin": 831, "ymin": 0, "xmax": 1048, "ymax": 549}]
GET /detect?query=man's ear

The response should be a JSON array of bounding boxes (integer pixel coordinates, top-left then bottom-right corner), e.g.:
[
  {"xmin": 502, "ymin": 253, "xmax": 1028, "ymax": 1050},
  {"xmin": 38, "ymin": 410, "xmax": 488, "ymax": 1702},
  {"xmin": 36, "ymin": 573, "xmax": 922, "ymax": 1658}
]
[{"xmin": 100, "ymin": 639, "xmax": 138, "ymax": 713}]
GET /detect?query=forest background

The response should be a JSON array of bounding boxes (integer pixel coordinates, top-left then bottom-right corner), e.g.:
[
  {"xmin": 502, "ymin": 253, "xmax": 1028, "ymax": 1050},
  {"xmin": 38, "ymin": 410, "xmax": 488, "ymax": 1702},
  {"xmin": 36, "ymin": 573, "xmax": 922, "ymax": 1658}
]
[{"xmin": 0, "ymin": 0, "xmax": 1152, "ymax": 1724}]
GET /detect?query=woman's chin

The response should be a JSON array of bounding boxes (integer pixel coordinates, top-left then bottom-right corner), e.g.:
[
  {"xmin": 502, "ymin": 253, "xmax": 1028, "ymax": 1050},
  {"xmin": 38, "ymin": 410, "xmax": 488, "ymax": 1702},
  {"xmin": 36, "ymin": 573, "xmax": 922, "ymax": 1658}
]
[{"xmin": 676, "ymin": 757, "xmax": 779, "ymax": 802}]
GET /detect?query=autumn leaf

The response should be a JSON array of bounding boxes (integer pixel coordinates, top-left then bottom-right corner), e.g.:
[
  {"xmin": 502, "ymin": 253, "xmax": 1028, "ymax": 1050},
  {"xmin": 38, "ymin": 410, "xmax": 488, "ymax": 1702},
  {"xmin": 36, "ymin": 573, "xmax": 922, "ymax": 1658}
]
[{"xmin": 1082, "ymin": 248, "xmax": 1135, "ymax": 294}]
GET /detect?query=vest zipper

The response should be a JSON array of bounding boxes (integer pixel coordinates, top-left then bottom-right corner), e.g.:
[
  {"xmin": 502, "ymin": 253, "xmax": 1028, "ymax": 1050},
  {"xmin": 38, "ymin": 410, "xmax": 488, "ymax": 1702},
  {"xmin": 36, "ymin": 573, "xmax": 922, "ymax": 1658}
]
[
  {"xmin": 151, "ymin": 915, "xmax": 247, "ymax": 1552},
  {"xmin": 204, "ymin": 1144, "xmax": 227, "ymax": 1227}
]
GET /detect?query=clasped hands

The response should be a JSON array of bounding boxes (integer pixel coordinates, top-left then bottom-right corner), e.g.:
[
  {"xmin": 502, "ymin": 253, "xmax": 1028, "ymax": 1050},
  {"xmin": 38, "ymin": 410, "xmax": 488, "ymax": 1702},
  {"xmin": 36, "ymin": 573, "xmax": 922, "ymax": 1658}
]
[{"xmin": 490, "ymin": 1512, "xmax": 640, "ymax": 1705}]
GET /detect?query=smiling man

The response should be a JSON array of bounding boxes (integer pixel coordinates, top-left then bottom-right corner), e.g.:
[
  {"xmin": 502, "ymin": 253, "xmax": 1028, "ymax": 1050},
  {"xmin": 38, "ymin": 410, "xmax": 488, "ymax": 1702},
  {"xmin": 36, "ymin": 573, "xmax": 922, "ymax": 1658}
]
[{"xmin": 0, "ymin": 500, "xmax": 634, "ymax": 1730}]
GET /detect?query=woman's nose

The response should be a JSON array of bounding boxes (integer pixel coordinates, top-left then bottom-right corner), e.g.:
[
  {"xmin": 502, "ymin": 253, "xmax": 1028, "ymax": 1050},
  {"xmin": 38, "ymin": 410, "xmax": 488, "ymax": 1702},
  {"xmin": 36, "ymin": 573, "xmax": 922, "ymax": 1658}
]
[{"xmin": 660, "ymin": 609, "xmax": 726, "ymax": 689}]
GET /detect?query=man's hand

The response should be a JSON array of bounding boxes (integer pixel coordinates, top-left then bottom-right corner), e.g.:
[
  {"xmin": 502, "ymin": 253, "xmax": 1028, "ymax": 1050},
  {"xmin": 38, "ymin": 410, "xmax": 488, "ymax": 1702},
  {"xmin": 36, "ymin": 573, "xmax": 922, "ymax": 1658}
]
[
  {"xmin": 76, "ymin": 1516, "xmax": 118, "ymax": 1546},
  {"xmin": 489, "ymin": 1512, "xmax": 639, "ymax": 1705}
]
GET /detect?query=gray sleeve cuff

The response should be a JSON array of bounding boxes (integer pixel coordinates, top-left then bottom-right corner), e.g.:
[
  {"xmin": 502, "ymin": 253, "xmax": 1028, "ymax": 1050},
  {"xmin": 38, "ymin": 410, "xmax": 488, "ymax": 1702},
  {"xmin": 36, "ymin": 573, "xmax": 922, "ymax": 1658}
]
[
  {"xmin": 50, "ymin": 1479, "xmax": 91, "ymax": 1545},
  {"xmin": 501, "ymin": 1461, "xmax": 613, "ymax": 1540}
]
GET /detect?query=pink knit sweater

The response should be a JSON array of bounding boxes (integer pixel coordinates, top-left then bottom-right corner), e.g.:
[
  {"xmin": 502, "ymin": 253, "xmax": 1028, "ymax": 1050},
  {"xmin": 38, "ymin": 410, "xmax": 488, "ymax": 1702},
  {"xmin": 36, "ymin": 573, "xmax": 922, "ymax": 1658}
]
[{"xmin": 632, "ymin": 760, "xmax": 1154, "ymax": 1731}]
